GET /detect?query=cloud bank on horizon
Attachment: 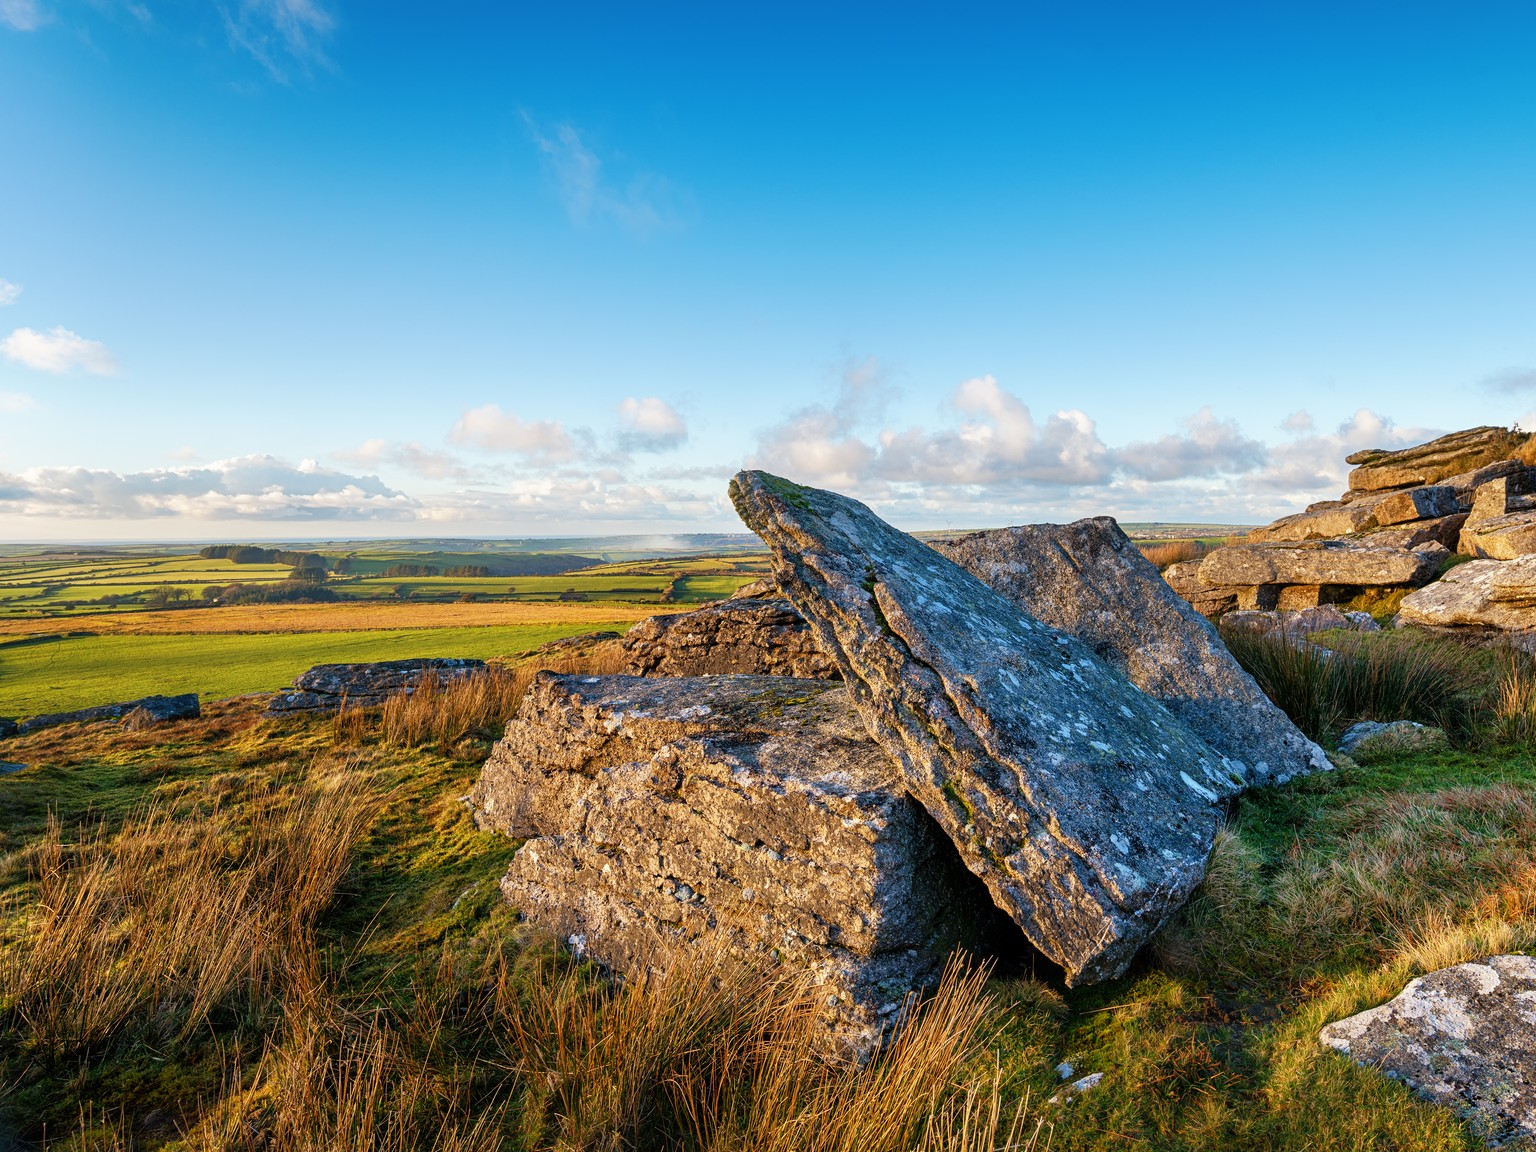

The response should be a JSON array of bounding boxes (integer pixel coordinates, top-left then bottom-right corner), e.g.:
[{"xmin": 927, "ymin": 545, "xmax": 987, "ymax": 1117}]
[{"xmin": 3, "ymin": 3, "xmax": 1535, "ymax": 538}]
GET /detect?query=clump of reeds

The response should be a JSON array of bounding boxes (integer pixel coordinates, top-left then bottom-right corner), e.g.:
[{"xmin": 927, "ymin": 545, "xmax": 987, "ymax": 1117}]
[
  {"xmin": 1220, "ymin": 626, "xmax": 1484, "ymax": 743},
  {"xmin": 1, "ymin": 778, "xmax": 371, "ymax": 1052}
]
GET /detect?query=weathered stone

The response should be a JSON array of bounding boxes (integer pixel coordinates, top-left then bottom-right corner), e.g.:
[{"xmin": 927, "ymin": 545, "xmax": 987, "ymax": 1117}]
[
  {"xmin": 1465, "ymin": 474, "xmax": 1536, "ymax": 528},
  {"xmin": 17, "ymin": 693, "xmax": 201, "ymax": 735},
  {"xmin": 1236, "ymin": 584, "xmax": 1282, "ymax": 610},
  {"xmin": 616, "ymin": 598, "xmax": 839, "ymax": 680},
  {"xmin": 1374, "ymin": 485, "xmax": 1461, "ymax": 525},
  {"xmin": 0, "ymin": 762, "xmax": 25, "ymax": 774},
  {"xmin": 1162, "ymin": 560, "xmax": 1238, "ymax": 618},
  {"xmin": 0, "ymin": 718, "xmax": 15, "ymax": 740},
  {"xmin": 267, "ymin": 658, "xmax": 486, "ymax": 712},
  {"xmin": 532, "ymin": 631, "xmax": 622, "ymax": 660},
  {"xmin": 1274, "ymin": 585, "xmax": 1355, "ymax": 611},
  {"xmin": 1398, "ymin": 556, "xmax": 1536, "ymax": 632},
  {"xmin": 1247, "ymin": 499, "xmax": 1385, "ymax": 543},
  {"xmin": 1337, "ymin": 719, "xmax": 1448, "ymax": 759},
  {"xmin": 472, "ymin": 673, "xmax": 1023, "ymax": 1052},
  {"xmin": 1320, "ymin": 955, "xmax": 1536, "ymax": 1145},
  {"xmin": 1221, "ymin": 606, "xmax": 1379, "ymax": 639},
  {"xmin": 729, "ymin": 575, "xmax": 781, "ymax": 600},
  {"xmin": 1460, "ymin": 509, "xmax": 1536, "ymax": 560},
  {"xmin": 730, "ymin": 470, "xmax": 1243, "ymax": 985},
  {"xmin": 1199, "ymin": 540, "xmax": 1442, "ymax": 588},
  {"xmin": 932, "ymin": 518, "xmax": 1328, "ymax": 788},
  {"xmin": 1346, "ymin": 426, "xmax": 1529, "ymax": 493},
  {"xmin": 1358, "ymin": 513, "xmax": 1468, "ymax": 552}
]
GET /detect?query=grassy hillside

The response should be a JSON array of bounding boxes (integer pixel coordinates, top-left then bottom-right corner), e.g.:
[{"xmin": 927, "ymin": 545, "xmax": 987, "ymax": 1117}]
[{"xmin": 0, "ymin": 629, "xmax": 1532, "ymax": 1148}]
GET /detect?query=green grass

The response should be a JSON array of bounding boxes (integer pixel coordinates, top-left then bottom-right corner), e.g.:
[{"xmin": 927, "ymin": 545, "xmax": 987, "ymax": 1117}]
[{"xmin": 0, "ymin": 623, "xmax": 624, "ymax": 716}]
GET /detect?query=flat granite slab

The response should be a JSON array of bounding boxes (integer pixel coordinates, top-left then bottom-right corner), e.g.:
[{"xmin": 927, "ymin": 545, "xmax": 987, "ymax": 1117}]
[{"xmin": 729, "ymin": 471, "xmax": 1239, "ymax": 984}]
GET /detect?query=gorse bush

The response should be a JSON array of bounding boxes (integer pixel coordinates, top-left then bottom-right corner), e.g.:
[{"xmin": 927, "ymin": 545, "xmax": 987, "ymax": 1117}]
[{"xmin": 1221, "ymin": 626, "xmax": 1486, "ymax": 743}]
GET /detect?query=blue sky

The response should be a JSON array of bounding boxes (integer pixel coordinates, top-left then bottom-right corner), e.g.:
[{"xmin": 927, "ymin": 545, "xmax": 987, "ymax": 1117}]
[{"xmin": 2, "ymin": 1, "xmax": 1535, "ymax": 540}]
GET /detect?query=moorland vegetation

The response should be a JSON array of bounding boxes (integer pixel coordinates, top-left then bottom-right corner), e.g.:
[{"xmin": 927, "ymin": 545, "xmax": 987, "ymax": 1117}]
[{"xmin": 1, "ymin": 605, "xmax": 1534, "ymax": 1149}]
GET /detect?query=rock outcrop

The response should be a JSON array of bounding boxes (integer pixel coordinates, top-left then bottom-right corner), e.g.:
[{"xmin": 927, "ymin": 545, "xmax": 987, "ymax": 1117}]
[
  {"xmin": 1459, "ymin": 510, "xmax": 1536, "ymax": 560},
  {"xmin": 615, "ymin": 597, "xmax": 839, "ymax": 680},
  {"xmin": 931, "ymin": 518, "xmax": 1328, "ymax": 786},
  {"xmin": 14, "ymin": 693, "xmax": 200, "ymax": 736},
  {"xmin": 1398, "ymin": 556, "xmax": 1536, "ymax": 632},
  {"xmin": 472, "ymin": 673, "xmax": 1021, "ymax": 1052},
  {"xmin": 0, "ymin": 719, "xmax": 16, "ymax": 740},
  {"xmin": 1345, "ymin": 426, "xmax": 1530, "ymax": 492},
  {"xmin": 266, "ymin": 658, "xmax": 486, "ymax": 712},
  {"xmin": 1320, "ymin": 955, "xmax": 1536, "ymax": 1145},
  {"xmin": 1171, "ymin": 428, "xmax": 1536, "ymax": 622},
  {"xmin": 1197, "ymin": 540, "xmax": 1444, "ymax": 589},
  {"xmin": 729, "ymin": 470, "xmax": 1244, "ymax": 985}
]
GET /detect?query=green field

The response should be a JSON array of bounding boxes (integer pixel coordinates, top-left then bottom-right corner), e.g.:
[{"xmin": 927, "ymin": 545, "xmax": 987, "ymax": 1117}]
[{"xmin": 0, "ymin": 623, "xmax": 620, "ymax": 717}]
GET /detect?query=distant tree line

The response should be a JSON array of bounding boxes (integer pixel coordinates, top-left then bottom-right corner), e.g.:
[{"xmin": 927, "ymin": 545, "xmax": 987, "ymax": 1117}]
[
  {"xmin": 201, "ymin": 582, "xmax": 338, "ymax": 605},
  {"xmin": 199, "ymin": 545, "xmax": 331, "ymax": 569},
  {"xmin": 380, "ymin": 563, "xmax": 491, "ymax": 578}
]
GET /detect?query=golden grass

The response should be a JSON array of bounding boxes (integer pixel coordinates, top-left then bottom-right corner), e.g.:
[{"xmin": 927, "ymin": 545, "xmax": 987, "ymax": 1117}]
[
  {"xmin": 1, "ymin": 775, "xmax": 372, "ymax": 1052},
  {"xmin": 366, "ymin": 646, "xmax": 629, "ymax": 751},
  {"xmin": 0, "ymin": 599, "xmax": 686, "ymax": 638},
  {"xmin": 1493, "ymin": 647, "xmax": 1536, "ymax": 746},
  {"xmin": 1136, "ymin": 540, "xmax": 1210, "ymax": 570}
]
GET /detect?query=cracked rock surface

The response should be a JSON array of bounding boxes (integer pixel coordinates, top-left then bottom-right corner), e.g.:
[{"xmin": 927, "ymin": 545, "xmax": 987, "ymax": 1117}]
[
  {"xmin": 729, "ymin": 470, "xmax": 1237, "ymax": 985},
  {"xmin": 932, "ymin": 517, "xmax": 1329, "ymax": 787},
  {"xmin": 1321, "ymin": 955, "xmax": 1536, "ymax": 1145},
  {"xmin": 472, "ymin": 672, "xmax": 1021, "ymax": 1052},
  {"xmin": 616, "ymin": 597, "xmax": 840, "ymax": 680}
]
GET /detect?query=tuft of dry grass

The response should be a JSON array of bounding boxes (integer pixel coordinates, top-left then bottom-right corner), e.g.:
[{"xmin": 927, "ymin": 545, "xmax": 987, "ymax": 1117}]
[
  {"xmin": 1, "ymin": 776, "xmax": 372, "ymax": 1052},
  {"xmin": 378, "ymin": 648, "xmax": 627, "ymax": 752},
  {"xmin": 1492, "ymin": 646, "xmax": 1536, "ymax": 746}
]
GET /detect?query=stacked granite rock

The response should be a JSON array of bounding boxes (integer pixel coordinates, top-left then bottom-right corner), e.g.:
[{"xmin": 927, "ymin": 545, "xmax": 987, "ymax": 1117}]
[
  {"xmin": 1168, "ymin": 426, "xmax": 1536, "ymax": 632},
  {"xmin": 473, "ymin": 474, "xmax": 1328, "ymax": 1052}
]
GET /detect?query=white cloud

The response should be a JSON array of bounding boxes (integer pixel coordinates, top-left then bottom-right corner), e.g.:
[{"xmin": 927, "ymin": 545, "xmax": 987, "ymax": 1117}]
[
  {"xmin": 224, "ymin": 0, "xmax": 335, "ymax": 82},
  {"xmin": 1253, "ymin": 408, "xmax": 1434, "ymax": 494},
  {"xmin": 524, "ymin": 115, "xmax": 686, "ymax": 236},
  {"xmin": 335, "ymin": 438, "xmax": 481, "ymax": 482},
  {"xmin": 449, "ymin": 404, "xmax": 577, "ymax": 461},
  {"xmin": 0, "ymin": 279, "xmax": 20, "ymax": 306},
  {"xmin": 617, "ymin": 396, "xmax": 687, "ymax": 451},
  {"xmin": 1114, "ymin": 406, "xmax": 1268, "ymax": 481},
  {"xmin": 0, "ymin": 456, "xmax": 416, "ymax": 521},
  {"xmin": 0, "ymin": 391, "xmax": 37, "ymax": 413},
  {"xmin": 0, "ymin": 326, "xmax": 117, "ymax": 375},
  {"xmin": 1280, "ymin": 409, "xmax": 1314, "ymax": 433},
  {"xmin": 0, "ymin": 0, "xmax": 43, "ymax": 31}
]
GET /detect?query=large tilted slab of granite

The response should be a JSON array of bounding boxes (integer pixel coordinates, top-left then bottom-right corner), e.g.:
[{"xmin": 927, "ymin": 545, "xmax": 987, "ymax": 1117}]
[
  {"xmin": 729, "ymin": 471, "xmax": 1240, "ymax": 985},
  {"xmin": 471, "ymin": 673, "xmax": 1015, "ymax": 1052},
  {"xmin": 932, "ymin": 518, "xmax": 1329, "ymax": 786},
  {"xmin": 1321, "ymin": 955, "xmax": 1536, "ymax": 1145},
  {"xmin": 615, "ymin": 597, "xmax": 840, "ymax": 680}
]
